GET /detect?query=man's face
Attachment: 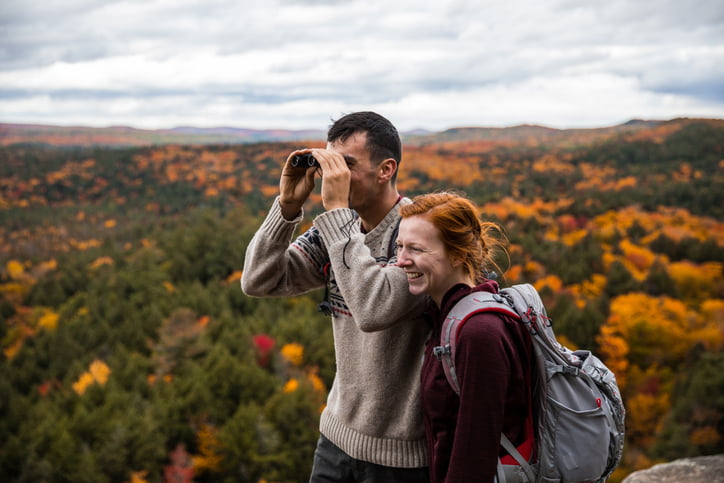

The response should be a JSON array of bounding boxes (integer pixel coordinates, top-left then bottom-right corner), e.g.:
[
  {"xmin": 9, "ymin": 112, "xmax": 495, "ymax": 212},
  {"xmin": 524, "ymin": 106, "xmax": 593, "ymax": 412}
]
[{"xmin": 326, "ymin": 132, "xmax": 381, "ymax": 213}]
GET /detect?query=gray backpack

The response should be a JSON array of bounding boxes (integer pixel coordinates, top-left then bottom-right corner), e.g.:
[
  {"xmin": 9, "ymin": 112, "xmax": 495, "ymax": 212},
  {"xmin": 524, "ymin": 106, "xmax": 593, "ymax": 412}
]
[{"xmin": 434, "ymin": 283, "xmax": 625, "ymax": 482}]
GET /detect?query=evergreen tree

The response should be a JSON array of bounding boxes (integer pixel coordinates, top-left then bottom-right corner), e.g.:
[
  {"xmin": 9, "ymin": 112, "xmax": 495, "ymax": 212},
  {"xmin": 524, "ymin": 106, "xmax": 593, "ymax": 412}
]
[
  {"xmin": 605, "ymin": 260, "xmax": 640, "ymax": 296},
  {"xmin": 653, "ymin": 351, "xmax": 724, "ymax": 459},
  {"xmin": 643, "ymin": 260, "xmax": 678, "ymax": 297}
]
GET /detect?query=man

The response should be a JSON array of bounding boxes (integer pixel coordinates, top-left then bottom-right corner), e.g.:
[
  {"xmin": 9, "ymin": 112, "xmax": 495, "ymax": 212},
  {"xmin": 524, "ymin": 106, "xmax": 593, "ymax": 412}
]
[{"xmin": 242, "ymin": 111, "xmax": 429, "ymax": 482}]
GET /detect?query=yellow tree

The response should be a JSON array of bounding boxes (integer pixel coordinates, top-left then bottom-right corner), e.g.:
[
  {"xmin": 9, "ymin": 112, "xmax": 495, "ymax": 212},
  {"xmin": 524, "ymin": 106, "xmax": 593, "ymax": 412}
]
[
  {"xmin": 192, "ymin": 423, "xmax": 223, "ymax": 475},
  {"xmin": 602, "ymin": 293, "xmax": 694, "ymax": 369},
  {"xmin": 597, "ymin": 292, "xmax": 723, "ymax": 464}
]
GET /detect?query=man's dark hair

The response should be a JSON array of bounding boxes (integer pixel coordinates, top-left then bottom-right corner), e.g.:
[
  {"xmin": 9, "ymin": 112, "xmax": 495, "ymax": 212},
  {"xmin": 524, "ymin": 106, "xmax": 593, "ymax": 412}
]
[{"xmin": 327, "ymin": 111, "xmax": 402, "ymax": 182}]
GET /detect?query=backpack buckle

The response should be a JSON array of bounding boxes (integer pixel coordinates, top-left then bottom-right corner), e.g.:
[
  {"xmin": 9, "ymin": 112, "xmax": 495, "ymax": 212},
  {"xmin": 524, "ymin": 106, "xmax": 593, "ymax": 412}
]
[
  {"xmin": 562, "ymin": 366, "xmax": 580, "ymax": 376},
  {"xmin": 433, "ymin": 345, "xmax": 451, "ymax": 361},
  {"xmin": 495, "ymin": 291, "xmax": 515, "ymax": 307}
]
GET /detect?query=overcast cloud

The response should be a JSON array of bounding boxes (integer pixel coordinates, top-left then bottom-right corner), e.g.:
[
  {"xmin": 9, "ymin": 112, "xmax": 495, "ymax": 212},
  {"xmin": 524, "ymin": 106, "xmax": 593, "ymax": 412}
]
[{"xmin": 1, "ymin": 0, "xmax": 723, "ymax": 131}]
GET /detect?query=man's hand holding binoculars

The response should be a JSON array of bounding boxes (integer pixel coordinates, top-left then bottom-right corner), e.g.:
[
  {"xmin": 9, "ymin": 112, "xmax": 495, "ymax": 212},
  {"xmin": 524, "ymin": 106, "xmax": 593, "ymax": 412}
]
[{"xmin": 280, "ymin": 148, "xmax": 351, "ymax": 220}]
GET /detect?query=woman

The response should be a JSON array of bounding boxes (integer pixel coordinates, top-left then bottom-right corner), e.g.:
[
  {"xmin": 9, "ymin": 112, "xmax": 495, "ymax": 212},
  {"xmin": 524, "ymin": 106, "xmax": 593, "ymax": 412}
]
[{"xmin": 396, "ymin": 192, "xmax": 535, "ymax": 483}]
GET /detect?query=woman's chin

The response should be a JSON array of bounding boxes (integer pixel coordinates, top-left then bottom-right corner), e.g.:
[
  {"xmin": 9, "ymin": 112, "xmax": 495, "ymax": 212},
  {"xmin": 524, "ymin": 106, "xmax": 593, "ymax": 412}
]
[{"xmin": 406, "ymin": 282, "xmax": 426, "ymax": 297}]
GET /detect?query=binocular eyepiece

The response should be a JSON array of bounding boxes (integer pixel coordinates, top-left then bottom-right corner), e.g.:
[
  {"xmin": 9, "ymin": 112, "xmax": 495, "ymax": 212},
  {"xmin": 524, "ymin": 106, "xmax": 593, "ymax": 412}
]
[{"xmin": 291, "ymin": 153, "xmax": 319, "ymax": 168}]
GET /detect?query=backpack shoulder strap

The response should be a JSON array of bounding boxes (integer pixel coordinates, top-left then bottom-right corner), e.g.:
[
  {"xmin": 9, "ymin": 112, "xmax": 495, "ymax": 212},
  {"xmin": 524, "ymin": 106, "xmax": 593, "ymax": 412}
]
[
  {"xmin": 433, "ymin": 291, "xmax": 520, "ymax": 395},
  {"xmin": 434, "ymin": 289, "xmax": 537, "ymax": 480}
]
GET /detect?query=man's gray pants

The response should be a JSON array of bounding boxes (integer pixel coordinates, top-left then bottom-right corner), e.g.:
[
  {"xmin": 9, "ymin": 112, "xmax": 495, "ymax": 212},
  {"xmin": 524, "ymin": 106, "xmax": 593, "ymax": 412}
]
[{"xmin": 308, "ymin": 435, "xmax": 429, "ymax": 483}]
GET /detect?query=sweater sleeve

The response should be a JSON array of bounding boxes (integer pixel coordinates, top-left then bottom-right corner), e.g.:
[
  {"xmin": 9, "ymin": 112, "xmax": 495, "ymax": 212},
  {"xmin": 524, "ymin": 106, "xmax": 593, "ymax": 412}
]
[
  {"xmin": 313, "ymin": 207, "xmax": 427, "ymax": 332},
  {"xmin": 445, "ymin": 312, "xmax": 515, "ymax": 483},
  {"xmin": 241, "ymin": 197, "xmax": 326, "ymax": 297}
]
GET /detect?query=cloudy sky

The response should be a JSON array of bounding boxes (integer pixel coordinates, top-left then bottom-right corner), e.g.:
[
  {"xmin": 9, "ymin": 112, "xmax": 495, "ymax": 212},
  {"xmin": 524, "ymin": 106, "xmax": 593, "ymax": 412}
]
[{"xmin": 2, "ymin": 0, "xmax": 723, "ymax": 132}]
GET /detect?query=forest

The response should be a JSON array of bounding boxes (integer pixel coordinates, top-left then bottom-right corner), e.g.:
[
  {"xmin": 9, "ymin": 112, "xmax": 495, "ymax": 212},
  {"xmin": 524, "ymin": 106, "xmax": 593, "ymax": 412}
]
[{"xmin": 0, "ymin": 118, "xmax": 723, "ymax": 482}]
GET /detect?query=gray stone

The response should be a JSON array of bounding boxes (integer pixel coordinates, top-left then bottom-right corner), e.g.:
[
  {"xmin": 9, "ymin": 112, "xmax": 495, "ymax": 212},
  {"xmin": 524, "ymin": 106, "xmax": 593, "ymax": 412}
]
[{"xmin": 622, "ymin": 454, "xmax": 724, "ymax": 482}]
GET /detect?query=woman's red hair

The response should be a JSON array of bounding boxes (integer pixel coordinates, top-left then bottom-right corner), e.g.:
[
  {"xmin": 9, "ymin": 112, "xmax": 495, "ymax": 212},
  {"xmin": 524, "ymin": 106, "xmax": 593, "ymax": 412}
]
[{"xmin": 399, "ymin": 192, "xmax": 507, "ymax": 282}]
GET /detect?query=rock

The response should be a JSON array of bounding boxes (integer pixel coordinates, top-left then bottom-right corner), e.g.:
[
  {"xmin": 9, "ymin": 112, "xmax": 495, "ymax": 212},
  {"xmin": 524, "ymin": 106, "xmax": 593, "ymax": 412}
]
[{"xmin": 622, "ymin": 454, "xmax": 724, "ymax": 482}]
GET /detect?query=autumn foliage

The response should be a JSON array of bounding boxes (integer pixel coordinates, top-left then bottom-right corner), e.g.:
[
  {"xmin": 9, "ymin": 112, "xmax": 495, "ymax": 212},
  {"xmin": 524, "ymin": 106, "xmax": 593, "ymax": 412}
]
[{"xmin": 1, "ymin": 118, "xmax": 723, "ymax": 481}]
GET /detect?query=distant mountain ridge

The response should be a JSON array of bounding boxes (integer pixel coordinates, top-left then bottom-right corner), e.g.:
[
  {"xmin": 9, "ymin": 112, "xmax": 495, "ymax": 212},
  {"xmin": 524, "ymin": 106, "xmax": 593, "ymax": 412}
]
[
  {"xmin": 160, "ymin": 125, "xmax": 326, "ymax": 141},
  {"xmin": 0, "ymin": 123, "xmax": 328, "ymax": 147},
  {"xmin": 404, "ymin": 119, "xmax": 667, "ymax": 146},
  {"xmin": 0, "ymin": 118, "xmax": 718, "ymax": 147}
]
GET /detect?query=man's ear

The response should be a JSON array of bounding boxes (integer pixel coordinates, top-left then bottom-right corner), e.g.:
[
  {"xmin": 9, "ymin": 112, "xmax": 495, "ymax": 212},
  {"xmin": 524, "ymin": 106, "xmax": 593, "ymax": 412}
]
[{"xmin": 378, "ymin": 158, "xmax": 397, "ymax": 183}]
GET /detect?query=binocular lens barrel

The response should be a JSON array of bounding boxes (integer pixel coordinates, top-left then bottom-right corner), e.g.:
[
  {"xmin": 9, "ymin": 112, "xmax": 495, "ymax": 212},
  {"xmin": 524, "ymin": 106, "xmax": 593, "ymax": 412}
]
[{"xmin": 291, "ymin": 153, "xmax": 319, "ymax": 167}]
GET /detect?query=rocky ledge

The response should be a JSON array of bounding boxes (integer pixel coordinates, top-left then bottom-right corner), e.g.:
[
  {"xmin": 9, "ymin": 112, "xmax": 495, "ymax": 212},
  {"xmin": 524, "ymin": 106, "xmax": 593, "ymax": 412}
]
[{"xmin": 622, "ymin": 454, "xmax": 724, "ymax": 482}]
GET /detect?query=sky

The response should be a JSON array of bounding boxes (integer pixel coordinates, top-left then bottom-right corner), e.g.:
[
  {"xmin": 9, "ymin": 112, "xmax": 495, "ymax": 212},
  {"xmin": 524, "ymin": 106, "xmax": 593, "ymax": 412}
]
[{"xmin": 1, "ymin": 0, "xmax": 724, "ymax": 132}]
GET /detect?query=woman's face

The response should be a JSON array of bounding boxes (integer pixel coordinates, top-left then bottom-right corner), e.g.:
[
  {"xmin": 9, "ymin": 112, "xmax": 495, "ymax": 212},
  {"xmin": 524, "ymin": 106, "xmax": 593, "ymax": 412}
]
[{"xmin": 396, "ymin": 215, "xmax": 468, "ymax": 306}]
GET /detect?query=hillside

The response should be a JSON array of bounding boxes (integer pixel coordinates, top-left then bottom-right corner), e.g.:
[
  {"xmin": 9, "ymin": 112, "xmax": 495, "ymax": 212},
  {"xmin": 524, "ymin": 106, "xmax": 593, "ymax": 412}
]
[
  {"xmin": 0, "ymin": 123, "xmax": 327, "ymax": 147},
  {"xmin": 0, "ymin": 117, "xmax": 723, "ymax": 482},
  {"xmin": 0, "ymin": 118, "xmax": 686, "ymax": 148},
  {"xmin": 404, "ymin": 118, "xmax": 665, "ymax": 146}
]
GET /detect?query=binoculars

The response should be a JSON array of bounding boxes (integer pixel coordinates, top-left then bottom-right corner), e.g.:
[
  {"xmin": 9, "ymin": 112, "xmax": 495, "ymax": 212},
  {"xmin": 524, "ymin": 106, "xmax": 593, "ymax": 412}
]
[{"xmin": 291, "ymin": 153, "xmax": 319, "ymax": 168}]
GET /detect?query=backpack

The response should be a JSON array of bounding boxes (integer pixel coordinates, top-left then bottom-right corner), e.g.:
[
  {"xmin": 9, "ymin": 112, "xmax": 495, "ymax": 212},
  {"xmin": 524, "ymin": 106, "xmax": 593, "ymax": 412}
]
[{"xmin": 433, "ymin": 283, "xmax": 625, "ymax": 482}]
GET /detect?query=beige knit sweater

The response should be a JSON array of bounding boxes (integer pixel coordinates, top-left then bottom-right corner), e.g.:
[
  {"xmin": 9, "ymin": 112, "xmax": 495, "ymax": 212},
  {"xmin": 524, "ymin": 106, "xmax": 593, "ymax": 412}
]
[{"xmin": 242, "ymin": 197, "xmax": 429, "ymax": 468}]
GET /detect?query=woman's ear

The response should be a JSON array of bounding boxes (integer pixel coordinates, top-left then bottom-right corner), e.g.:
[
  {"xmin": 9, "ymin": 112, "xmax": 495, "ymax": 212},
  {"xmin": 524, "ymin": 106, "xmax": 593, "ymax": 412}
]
[
  {"xmin": 448, "ymin": 253, "xmax": 464, "ymax": 269},
  {"xmin": 377, "ymin": 158, "xmax": 397, "ymax": 183}
]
